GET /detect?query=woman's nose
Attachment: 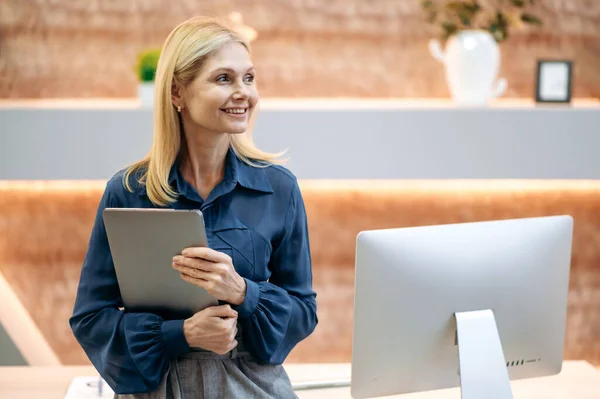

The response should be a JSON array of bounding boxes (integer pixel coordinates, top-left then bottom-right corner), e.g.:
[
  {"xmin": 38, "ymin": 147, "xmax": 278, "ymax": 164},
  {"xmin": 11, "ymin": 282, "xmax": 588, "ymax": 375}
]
[{"xmin": 232, "ymin": 81, "xmax": 250, "ymax": 99}]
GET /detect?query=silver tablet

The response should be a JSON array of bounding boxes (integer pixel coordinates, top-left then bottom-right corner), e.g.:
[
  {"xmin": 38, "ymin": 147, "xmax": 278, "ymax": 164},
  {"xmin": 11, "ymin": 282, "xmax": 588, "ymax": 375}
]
[{"xmin": 103, "ymin": 208, "xmax": 218, "ymax": 319}]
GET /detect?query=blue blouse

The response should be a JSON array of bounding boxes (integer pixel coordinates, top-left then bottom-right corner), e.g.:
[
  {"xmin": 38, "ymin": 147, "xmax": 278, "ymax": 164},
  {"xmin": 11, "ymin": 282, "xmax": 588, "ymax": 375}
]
[{"xmin": 69, "ymin": 149, "xmax": 318, "ymax": 394}]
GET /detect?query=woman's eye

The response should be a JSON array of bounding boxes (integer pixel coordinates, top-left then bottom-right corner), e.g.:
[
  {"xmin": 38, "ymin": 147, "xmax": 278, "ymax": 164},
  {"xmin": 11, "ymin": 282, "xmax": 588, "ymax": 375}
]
[{"xmin": 216, "ymin": 74, "xmax": 254, "ymax": 83}]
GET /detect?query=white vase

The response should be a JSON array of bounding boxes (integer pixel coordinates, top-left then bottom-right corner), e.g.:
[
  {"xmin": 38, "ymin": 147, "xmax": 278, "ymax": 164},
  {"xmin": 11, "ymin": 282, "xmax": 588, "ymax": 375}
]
[
  {"xmin": 429, "ymin": 30, "xmax": 507, "ymax": 106},
  {"xmin": 137, "ymin": 82, "xmax": 155, "ymax": 107}
]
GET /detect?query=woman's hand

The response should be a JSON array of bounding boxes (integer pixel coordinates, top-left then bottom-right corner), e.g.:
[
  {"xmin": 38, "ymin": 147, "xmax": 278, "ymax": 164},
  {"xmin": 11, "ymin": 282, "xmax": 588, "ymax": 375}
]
[
  {"xmin": 172, "ymin": 247, "xmax": 247, "ymax": 305},
  {"xmin": 183, "ymin": 305, "xmax": 238, "ymax": 354}
]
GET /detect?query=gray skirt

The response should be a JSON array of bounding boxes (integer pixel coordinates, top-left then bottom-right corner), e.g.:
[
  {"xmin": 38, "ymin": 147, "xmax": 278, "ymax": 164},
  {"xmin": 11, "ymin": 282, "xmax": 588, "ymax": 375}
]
[{"xmin": 115, "ymin": 340, "xmax": 298, "ymax": 399}]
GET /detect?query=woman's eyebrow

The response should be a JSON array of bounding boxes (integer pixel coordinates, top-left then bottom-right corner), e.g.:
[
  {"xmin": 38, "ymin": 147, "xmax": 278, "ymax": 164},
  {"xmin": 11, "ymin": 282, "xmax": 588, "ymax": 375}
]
[{"xmin": 210, "ymin": 66, "xmax": 255, "ymax": 74}]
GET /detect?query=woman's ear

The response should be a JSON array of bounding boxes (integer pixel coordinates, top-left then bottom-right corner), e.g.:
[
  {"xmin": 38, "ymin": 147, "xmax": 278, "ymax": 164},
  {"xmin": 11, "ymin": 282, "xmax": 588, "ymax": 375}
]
[{"xmin": 171, "ymin": 79, "xmax": 183, "ymax": 109}]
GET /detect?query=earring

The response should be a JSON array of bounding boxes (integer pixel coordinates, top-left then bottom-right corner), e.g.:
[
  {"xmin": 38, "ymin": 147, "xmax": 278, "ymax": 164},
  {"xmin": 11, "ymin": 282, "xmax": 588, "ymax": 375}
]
[{"xmin": 177, "ymin": 105, "xmax": 182, "ymax": 113}]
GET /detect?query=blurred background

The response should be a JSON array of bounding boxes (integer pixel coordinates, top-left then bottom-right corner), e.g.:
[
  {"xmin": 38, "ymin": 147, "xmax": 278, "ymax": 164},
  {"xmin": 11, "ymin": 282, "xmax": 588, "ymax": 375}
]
[
  {"xmin": 0, "ymin": 2, "xmax": 599, "ymax": 395},
  {"xmin": 1, "ymin": 0, "xmax": 598, "ymax": 99}
]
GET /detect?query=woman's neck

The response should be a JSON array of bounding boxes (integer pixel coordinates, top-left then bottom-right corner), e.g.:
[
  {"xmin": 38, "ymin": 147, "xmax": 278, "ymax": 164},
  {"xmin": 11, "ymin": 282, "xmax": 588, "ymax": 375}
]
[{"xmin": 179, "ymin": 127, "xmax": 230, "ymax": 200}]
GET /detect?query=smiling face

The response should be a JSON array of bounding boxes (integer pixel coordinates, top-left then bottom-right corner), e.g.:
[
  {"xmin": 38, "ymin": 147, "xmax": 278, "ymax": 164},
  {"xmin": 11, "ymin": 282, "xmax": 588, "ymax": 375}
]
[{"xmin": 174, "ymin": 41, "xmax": 258, "ymax": 135}]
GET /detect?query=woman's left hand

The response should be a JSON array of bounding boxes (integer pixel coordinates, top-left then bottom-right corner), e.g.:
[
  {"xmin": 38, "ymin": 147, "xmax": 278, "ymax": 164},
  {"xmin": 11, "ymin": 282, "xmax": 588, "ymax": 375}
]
[{"xmin": 172, "ymin": 247, "xmax": 247, "ymax": 305}]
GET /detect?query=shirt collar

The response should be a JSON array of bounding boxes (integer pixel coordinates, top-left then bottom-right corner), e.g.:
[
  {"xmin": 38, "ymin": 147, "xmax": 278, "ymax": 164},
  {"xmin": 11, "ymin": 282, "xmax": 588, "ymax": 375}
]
[
  {"xmin": 164, "ymin": 147, "xmax": 274, "ymax": 195},
  {"xmin": 230, "ymin": 148, "xmax": 274, "ymax": 194}
]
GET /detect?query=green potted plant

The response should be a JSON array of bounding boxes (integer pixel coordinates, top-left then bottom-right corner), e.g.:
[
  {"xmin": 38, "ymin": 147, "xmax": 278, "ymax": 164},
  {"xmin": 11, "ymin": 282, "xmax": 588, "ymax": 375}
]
[
  {"xmin": 421, "ymin": 0, "xmax": 542, "ymax": 105},
  {"xmin": 136, "ymin": 48, "xmax": 161, "ymax": 107}
]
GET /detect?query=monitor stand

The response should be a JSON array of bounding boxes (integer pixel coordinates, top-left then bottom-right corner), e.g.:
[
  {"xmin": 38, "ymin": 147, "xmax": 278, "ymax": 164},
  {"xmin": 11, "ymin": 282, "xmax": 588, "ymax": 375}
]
[{"xmin": 455, "ymin": 309, "xmax": 513, "ymax": 399}]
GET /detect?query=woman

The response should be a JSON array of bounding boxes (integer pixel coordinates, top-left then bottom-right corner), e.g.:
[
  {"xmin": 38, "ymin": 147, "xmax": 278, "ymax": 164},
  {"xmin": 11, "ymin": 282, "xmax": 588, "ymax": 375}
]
[{"xmin": 70, "ymin": 16, "xmax": 318, "ymax": 399}]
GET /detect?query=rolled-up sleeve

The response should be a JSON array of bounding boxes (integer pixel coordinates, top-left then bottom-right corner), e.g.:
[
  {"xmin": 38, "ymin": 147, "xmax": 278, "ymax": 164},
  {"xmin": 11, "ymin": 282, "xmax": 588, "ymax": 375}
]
[
  {"xmin": 69, "ymin": 182, "xmax": 190, "ymax": 394},
  {"xmin": 233, "ymin": 180, "xmax": 318, "ymax": 364}
]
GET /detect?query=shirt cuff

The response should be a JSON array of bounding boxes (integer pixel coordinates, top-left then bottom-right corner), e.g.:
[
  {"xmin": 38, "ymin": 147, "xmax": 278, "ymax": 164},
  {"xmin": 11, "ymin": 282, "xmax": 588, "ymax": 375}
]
[
  {"xmin": 233, "ymin": 278, "xmax": 260, "ymax": 319},
  {"xmin": 161, "ymin": 319, "xmax": 191, "ymax": 358}
]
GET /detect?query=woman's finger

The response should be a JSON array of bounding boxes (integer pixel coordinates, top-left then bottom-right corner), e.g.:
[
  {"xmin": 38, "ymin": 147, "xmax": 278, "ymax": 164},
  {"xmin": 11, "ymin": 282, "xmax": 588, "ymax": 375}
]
[
  {"xmin": 180, "ymin": 273, "xmax": 207, "ymax": 288},
  {"xmin": 181, "ymin": 247, "xmax": 232, "ymax": 264},
  {"xmin": 173, "ymin": 264, "xmax": 210, "ymax": 281},
  {"xmin": 173, "ymin": 256, "xmax": 218, "ymax": 272}
]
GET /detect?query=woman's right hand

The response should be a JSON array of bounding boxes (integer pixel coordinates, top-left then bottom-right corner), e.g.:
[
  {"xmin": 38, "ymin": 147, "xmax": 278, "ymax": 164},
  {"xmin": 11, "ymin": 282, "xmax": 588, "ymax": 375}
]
[{"xmin": 183, "ymin": 304, "xmax": 238, "ymax": 355}]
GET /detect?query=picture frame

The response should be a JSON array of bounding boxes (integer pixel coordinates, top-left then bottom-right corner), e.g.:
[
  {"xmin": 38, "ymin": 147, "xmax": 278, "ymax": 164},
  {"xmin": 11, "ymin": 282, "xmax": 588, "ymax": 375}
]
[{"xmin": 535, "ymin": 60, "xmax": 573, "ymax": 104}]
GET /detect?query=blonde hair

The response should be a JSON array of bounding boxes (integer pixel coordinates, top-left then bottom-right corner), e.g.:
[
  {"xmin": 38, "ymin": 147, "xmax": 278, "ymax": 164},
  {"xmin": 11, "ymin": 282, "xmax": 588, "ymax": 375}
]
[{"xmin": 124, "ymin": 16, "xmax": 285, "ymax": 206}]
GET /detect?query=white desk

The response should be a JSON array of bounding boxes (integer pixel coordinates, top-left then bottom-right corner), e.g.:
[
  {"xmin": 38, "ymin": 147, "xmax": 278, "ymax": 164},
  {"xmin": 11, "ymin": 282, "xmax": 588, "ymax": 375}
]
[{"xmin": 0, "ymin": 361, "xmax": 599, "ymax": 398}]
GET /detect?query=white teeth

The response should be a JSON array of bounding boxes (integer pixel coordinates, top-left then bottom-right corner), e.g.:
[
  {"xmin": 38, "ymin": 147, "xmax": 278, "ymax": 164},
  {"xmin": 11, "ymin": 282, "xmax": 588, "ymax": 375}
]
[{"xmin": 224, "ymin": 108, "xmax": 246, "ymax": 114}]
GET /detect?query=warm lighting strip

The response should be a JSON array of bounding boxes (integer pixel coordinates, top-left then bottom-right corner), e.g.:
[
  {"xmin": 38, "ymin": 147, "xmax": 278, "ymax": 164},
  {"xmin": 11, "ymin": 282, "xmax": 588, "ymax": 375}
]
[
  {"xmin": 299, "ymin": 179, "xmax": 600, "ymax": 192},
  {"xmin": 2, "ymin": 179, "xmax": 600, "ymax": 193},
  {"xmin": 0, "ymin": 180, "xmax": 107, "ymax": 191}
]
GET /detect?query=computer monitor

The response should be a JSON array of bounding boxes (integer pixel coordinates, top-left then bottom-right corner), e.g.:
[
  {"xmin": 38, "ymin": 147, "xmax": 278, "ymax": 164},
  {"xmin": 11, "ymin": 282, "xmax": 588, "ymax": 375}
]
[{"xmin": 350, "ymin": 215, "xmax": 573, "ymax": 399}]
